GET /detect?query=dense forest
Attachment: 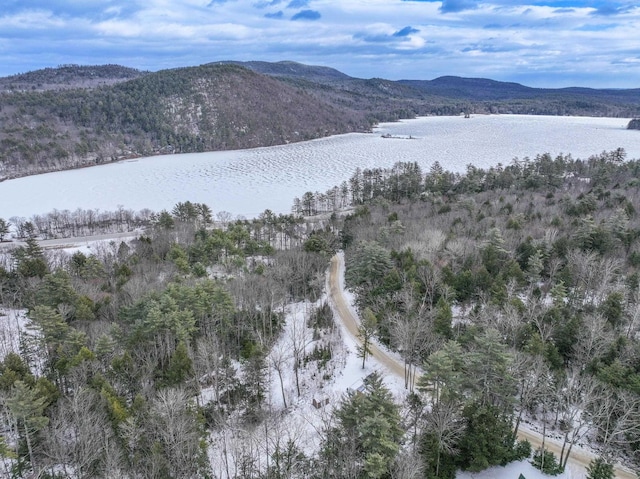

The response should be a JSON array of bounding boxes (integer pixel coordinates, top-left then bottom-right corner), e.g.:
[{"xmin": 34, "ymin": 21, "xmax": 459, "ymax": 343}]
[
  {"xmin": 2, "ymin": 148, "xmax": 640, "ymax": 477},
  {"xmin": 1, "ymin": 61, "xmax": 640, "ymax": 180}
]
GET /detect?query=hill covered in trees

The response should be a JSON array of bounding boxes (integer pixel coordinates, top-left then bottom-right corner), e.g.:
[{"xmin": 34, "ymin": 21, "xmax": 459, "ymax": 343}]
[
  {"xmin": 0, "ymin": 63, "xmax": 370, "ymax": 179},
  {"xmin": 1, "ymin": 61, "xmax": 640, "ymax": 180},
  {"xmin": 0, "ymin": 65, "xmax": 147, "ymax": 92}
]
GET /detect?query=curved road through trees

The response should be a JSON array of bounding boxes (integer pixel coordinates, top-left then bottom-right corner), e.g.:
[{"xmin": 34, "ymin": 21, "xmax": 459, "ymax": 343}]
[{"xmin": 327, "ymin": 253, "xmax": 637, "ymax": 479}]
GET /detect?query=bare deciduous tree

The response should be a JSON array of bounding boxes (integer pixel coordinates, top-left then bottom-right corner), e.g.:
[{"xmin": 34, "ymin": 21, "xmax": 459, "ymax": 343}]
[
  {"xmin": 590, "ymin": 386, "xmax": 640, "ymax": 462},
  {"xmin": 390, "ymin": 309, "xmax": 430, "ymax": 391},
  {"xmin": 556, "ymin": 370, "xmax": 601, "ymax": 469},
  {"xmin": 150, "ymin": 387, "xmax": 207, "ymax": 478},
  {"xmin": 288, "ymin": 304, "xmax": 312, "ymax": 396},
  {"xmin": 391, "ymin": 448, "xmax": 425, "ymax": 479},
  {"xmin": 424, "ymin": 399, "xmax": 465, "ymax": 478},
  {"xmin": 269, "ymin": 338, "xmax": 292, "ymax": 408},
  {"xmin": 44, "ymin": 386, "xmax": 115, "ymax": 477}
]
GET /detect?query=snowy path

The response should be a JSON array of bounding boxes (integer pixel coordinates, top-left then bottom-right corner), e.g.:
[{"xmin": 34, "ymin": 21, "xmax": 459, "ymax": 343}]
[
  {"xmin": 326, "ymin": 253, "xmax": 638, "ymax": 479},
  {"xmin": 327, "ymin": 253, "xmax": 406, "ymax": 380},
  {"xmin": 0, "ymin": 230, "xmax": 139, "ymax": 250}
]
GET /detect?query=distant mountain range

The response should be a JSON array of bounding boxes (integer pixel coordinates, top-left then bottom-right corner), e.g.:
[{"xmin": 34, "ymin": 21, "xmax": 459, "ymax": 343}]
[{"xmin": 1, "ymin": 61, "xmax": 639, "ymax": 179}]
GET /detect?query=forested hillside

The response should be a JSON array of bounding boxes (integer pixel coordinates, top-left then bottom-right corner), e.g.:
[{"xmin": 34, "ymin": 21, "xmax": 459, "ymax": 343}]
[
  {"xmin": 233, "ymin": 61, "xmax": 640, "ymax": 117},
  {"xmin": 2, "ymin": 149, "xmax": 640, "ymax": 477},
  {"xmin": 0, "ymin": 63, "xmax": 371, "ymax": 179},
  {"xmin": 0, "ymin": 65, "xmax": 146, "ymax": 92},
  {"xmin": 324, "ymin": 148, "xmax": 640, "ymax": 476},
  {"xmin": 1, "ymin": 61, "xmax": 640, "ymax": 180}
]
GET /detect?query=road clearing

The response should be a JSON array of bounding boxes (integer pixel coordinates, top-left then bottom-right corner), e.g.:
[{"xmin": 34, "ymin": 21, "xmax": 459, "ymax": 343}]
[{"xmin": 326, "ymin": 253, "xmax": 638, "ymax": 479}]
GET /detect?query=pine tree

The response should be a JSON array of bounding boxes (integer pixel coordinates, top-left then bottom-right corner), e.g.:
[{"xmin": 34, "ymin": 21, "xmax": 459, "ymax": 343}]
[
  {"xmin": 320, "ymin": 372, "xmax": 402, "ymax": 478},
  {"xmin": 0, "ymin": 218, "xmax": 10, "ymax": 242},
  {"xmin": 586, "ymin": 457, "xmax": 614, "ymax": 479},
  {"xmin": 12, "ymin": 237, "xmax": 48, "ymax": 278},
  {"xmin": 6, "ymin": 380, "xmax": 49, "ymax": 472}
]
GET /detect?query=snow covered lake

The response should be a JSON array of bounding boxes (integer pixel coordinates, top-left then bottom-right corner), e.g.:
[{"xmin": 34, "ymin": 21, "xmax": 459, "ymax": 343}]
[{"xmin": 1, "ymin": 115, "xmax": 638, "ymax": 220}]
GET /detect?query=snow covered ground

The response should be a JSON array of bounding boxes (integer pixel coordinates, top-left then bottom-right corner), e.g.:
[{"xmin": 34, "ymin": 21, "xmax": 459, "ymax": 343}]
[
  {"xmin": 0, "ymin": 308, "xmax": 27, "ymax": 361},
  {"xmin": 0, "ymin": 244, "xmax": 630, "ymax": 478},
  {"xmin": 0, "ymin": 233, "xmax": 632, "ymax": 478},
  {"xmin": 457, "ymin": 460, "xmax": 584, "ymax": 479},
  {"xmin": 1, "ymin": 115, "xmax": 637, "ymax": 221},
  {"xmin": 203, "ymin": 253, "xmax": 614, "ymax": 479},
  {"xmin": 328, "ymin": 257, "xmax": 597, "ymax": 479}
]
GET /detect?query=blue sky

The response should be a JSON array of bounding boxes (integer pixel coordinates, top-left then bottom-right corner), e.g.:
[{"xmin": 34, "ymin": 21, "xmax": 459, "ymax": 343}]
[{"xmin": 1, "ymin": 0, "xmax": 639, "ymax": 88}]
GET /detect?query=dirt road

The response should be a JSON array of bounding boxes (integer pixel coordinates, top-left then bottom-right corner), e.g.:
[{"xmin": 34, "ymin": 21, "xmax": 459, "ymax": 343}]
[
  {"xmin": 327, "ymin": 253, "xmax": 406, "ymax": 380},
  {"xmin": 327, "ymin": 253, "xmax": 638, "ymax": 479},
  {"xmin": 0, "ymin": 230, "xmax": 139, "ymax": 250}
]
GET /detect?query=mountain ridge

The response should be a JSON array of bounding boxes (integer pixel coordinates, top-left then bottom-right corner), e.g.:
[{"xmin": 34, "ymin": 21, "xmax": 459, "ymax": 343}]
[{"xmin": 1, "ymin": 60, "xmax": 639, "ymax": 180}]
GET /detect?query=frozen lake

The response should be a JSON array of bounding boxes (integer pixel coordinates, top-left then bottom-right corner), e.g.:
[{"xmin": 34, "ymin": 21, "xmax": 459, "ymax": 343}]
[{"xmin": 0, "ymin": 115, "xmax": 638, "ymax": 220}]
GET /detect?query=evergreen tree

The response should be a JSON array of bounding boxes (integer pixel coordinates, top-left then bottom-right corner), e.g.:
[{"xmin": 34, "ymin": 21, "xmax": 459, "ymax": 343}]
[
  {"xmin": 457, "ymin": 403, "xmax": 515, "ymax": 472},
  {"xmin": 158, "ymin": 341, "xmax": 193, "ymax": 389},
  {"xmin": 345, "ymin": 241, "xmax": 393, "ymax": 289},
  {"xmin": 433, "ymin": 296, "xmax": 453, "ymax": 338},
  {"xmin": 319, "ymin": 372, "xmax": 402, "ymax": 478},
  {"xmin": 0, "ymin": 218, "xmax": 10, "ymax": 241},
  {"xmin": 13, "ymin": 237, "xmax": 48, "ymax": 278},
  {"xmin": 586, "ymin": 457, "xmax": 614, "ymax": 479},
  {"xmin": 6, "ymin": 380, "xmax": 49, "ymax": 472}
]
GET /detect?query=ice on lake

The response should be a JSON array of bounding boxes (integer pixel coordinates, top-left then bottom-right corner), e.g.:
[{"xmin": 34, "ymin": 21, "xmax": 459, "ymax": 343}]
[{"xmin": 1, "ymin": 115, "xmax": 638, "ymax": 220}]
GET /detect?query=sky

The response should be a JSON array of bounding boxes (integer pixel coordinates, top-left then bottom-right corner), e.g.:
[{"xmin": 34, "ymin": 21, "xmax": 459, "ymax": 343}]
[{"xmin": 1, "ymin": 0, "xmax": 639, "ymax": 88}]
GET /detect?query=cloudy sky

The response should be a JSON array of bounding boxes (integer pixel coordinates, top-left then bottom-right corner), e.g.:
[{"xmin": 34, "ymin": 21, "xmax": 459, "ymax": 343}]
[{"xmin": 1, "ymin": 0, "xmax": 639, "ymax": 88}]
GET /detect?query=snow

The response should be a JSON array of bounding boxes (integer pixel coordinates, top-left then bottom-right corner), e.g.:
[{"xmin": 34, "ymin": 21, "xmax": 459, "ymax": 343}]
[
  {"xmin": 203, "ymin": 251, "xmax": 616, "ymax": 478},
  {"xmin": 0, "ymin": 229, "xmax": 622, "ymax": 479},
  {"xmin": 205, "ymin": 258, "xmax": 410, "ymax": 476},
  {"xmin": 44, "ymin": 235, "xmax": 139, "ymax": 256},
  {"xmin": 0, "ymin": 308, "xmax": 27, "ymax": 361},
  {"xmin": 1, "ymin": 115, "xmax": 638, "ymax": 221},
  {"xmin": 0, "ymin": 244, "xmax": 615, "ymax": 479},
  {"xmin": 2, "ymin": 115, "xmax": 638, "ymax": 476},
  {"xmin": 325, "ymin": 257, "xmax": 591, "ymax": 479},
  {"xmin": 0, "ymin": 255, "xmax": 613, "ymax": 479},
  {"xmin": 456, "ymin": 460, "xmax": 583, "ymax": 479}
]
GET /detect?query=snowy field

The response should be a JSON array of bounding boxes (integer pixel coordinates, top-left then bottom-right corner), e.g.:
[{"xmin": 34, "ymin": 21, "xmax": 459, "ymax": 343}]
[{"xmin": 0, "ymin": 115, "xmax": 638, "ymax": 220}]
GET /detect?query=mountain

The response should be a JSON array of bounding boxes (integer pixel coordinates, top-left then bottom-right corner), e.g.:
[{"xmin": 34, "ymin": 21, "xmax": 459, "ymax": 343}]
[
  {"xmin": 0, "ymin": 64, "xmax": 147, "ymax": 92},
  {"xmin": 401, "ymin": 76, "xmax": 640, "ymax": 106},
  {"xmin": 213, "ymin": 60, "xmax": 351, "ymax": 83},
  {"xmin": 399, "ymin": 76, "xmax": 537, "ymax": 100},
  {"xmin": 0, "ymin": 63, "xmax": 371, "ymax": 179},
  {"xmin": 230, "ymin": 61, "xmax": 640, "ymax": 116},
  {"xmin": 1, "ymin": 60, "xmax": 639, "ymax": 179}
]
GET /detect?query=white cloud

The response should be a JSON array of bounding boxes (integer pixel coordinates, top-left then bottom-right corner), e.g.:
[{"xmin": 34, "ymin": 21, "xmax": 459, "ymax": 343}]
[{"xmin": 0, "ymin": 0, "xmax": 639, "ymax": 87}]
